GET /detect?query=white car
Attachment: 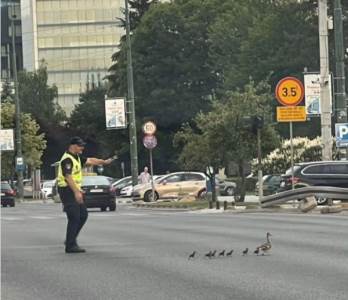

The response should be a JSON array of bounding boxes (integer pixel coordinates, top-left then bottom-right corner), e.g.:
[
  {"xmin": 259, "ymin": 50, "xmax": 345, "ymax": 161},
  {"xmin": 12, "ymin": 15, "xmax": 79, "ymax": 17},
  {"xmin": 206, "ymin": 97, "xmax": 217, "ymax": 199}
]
[
  {"xmin": 120, "ymin": 184, "xmax": 133, "ymax": 197},
  {"xmin": 120, "ymin": 175, "xmax": 164, "ymax": 198},
  {"xmin": 41, "ymin": 180, "xmax": 56, "ymax": 198}
]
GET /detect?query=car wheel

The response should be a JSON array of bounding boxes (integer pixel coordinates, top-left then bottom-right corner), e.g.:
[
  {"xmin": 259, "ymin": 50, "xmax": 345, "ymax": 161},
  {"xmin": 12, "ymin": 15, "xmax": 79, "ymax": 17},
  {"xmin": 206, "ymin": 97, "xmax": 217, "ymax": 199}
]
[
  {"xmin": 198, "ymin": 189, "xmax": 207, "ymax": 199},
  {"xmin": 109, "ymin": 202, "xmax": 116, "ymax": 211},
  {"xmin": 234, "ymin": 194, "xmax": 243, "ymax": 202},
  {"xmin": 10, "ymin": 202, "xmax": 15, "ymax": 207},
  {"xmin": 315, "ymin": 196, "xmax": 328, "ymax": 205},
  {"xmin": 144, "ymin": 190, "xmax": 158, "ymax": 202},
  {"xmin": 100, "ymin": 206, "xmax": 107, "ymax": 212},
  {"xmin": 225, "ymin": 187, "xmax": 235, "ymax": 196}
]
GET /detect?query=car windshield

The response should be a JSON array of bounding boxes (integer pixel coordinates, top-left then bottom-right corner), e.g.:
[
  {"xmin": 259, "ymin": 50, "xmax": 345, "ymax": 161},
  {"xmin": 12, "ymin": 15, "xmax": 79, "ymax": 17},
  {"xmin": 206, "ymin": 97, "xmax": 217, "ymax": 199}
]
[
  {"xmin": 1, "ymin": 183, "xmax": 11, "ymax": 190},
  {"xmin": 82, "ymin": 176, "xmax": 110, "ymax": 186},
  {"xmin": 285, "ymin": 165, "xmax": 301, "ymax": 175},
  {"xmin": 114, "ymin": 177, "xmax": 132, "ymax": 187},
  {"xmin": 43, "ymin": 181, "xmax": 55, "ymax": 188}
]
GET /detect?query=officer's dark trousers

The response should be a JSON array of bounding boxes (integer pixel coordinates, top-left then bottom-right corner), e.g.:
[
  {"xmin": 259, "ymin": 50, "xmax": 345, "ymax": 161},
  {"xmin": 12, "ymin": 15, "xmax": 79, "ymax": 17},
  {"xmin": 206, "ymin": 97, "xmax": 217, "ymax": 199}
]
[{"xmin": 64, "ymin": 203, "xmax": 88, "ymax": 249}]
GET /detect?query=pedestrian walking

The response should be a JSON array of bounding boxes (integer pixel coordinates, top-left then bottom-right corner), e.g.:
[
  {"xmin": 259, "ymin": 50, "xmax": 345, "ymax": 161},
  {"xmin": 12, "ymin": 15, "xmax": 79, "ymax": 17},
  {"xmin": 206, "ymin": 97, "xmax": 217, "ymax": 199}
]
[
  {"xmin": 57, "ymin": 136, "xmax": 113, "ymax": 253},
  {"xmin": 138, "ymin": 166, "xmax": 151, "ymax": 184}
]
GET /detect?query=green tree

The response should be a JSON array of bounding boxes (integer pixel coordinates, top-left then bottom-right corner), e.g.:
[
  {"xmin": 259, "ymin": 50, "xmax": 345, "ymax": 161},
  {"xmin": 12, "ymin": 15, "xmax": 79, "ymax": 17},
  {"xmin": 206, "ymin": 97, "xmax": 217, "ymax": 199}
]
[
  {"xmin": 1, "ymin": 101, "xmax": 46, "ymax": 179},
  {"xmin": 70, "ymin": 87, "xmax": 129, "ymax": 177},
  {"xmin": 18, "ymin": 63, "xmax": 66, "ymax": 124},
  {"xmin": 1, "ymin": 80, "xmax": 14, "ymax": 102},
  {"xmin": 174, "ymin": 81, "xmax": 280, "ymax": 201}
]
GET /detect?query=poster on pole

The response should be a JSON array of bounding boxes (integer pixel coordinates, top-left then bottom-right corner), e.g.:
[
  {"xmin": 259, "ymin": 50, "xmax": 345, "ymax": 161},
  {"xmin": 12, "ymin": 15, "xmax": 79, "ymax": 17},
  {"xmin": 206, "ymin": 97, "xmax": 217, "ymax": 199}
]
[
  {"xmin": 0, "ymin": 129, "xmax": 14, "ymax": 151},
  {"xmin": 105, "ymin": 98, "xmax": 126, "ymax": 129},
  {"xmin": 304, "ymin": 73, "xmax": 332, "ymax": 116}
]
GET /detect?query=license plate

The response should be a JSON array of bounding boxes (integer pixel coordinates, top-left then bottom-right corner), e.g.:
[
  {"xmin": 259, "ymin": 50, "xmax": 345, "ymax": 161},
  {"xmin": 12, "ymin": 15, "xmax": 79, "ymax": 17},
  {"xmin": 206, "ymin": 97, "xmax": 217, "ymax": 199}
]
[
  {"xmin": 0, "ymin": 193, "xmax": 5, "ymax": 196},
  {"xmin": 90, "ymin": 189, "xmax": 103, "ymax": 193},
  {"xmin": 280, "ymin": 182, "xmax": 285, "ymax": 187}
]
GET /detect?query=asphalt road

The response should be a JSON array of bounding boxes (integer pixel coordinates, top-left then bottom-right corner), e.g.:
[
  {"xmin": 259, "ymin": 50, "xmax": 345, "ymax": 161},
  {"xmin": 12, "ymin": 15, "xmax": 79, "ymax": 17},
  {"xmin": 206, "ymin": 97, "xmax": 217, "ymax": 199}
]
[{"xmin": 1, "ymin": 203, "xmax": 347, "ymax": 300}]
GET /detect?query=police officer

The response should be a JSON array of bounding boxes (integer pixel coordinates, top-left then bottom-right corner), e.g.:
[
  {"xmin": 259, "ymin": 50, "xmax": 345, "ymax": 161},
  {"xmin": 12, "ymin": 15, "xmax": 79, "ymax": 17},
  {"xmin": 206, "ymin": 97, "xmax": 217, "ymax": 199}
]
[{"xmin": 57, "ymin": 136, "xmax": 113, "ymax": 253}]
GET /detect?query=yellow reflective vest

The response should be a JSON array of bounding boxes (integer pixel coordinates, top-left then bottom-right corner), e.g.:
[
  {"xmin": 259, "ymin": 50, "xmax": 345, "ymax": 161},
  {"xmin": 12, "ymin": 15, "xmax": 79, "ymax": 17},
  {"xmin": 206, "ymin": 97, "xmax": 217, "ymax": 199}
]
[{"xmin": 57, "ymin": 152, "xmax": 82, "ymax": 189}]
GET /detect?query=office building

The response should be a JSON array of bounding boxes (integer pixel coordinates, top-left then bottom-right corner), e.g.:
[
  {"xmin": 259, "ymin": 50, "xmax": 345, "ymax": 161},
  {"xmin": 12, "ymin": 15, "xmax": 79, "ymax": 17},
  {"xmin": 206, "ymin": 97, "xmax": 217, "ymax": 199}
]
[
  {"xmin": 21, "ymin": 0, "xmax": 123, "ymax": 114},
  {"xmin": 1, "ymin": 0, "xmax": 23, "ymax": 83}
]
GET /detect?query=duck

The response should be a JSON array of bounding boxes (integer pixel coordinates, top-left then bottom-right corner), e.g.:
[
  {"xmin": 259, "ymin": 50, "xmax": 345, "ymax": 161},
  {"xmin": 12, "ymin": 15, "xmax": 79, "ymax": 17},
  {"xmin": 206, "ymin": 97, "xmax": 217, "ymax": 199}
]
[
  {"xmin": 256, "ymin": 232, "xmax": 272, "ymax": 255},
  {"xmin": 188, "ymin": 251, "xmax": 197, "ymax": 259},
  {"xmin": 205, "ymin": 251, "xmax": 212, "ymax": 259}
]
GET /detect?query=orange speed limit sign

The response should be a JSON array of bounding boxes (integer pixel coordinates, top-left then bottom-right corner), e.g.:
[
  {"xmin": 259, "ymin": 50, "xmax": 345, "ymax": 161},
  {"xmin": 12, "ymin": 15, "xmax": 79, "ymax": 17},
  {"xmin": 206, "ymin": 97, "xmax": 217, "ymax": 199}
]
[{"xmin": 275, "ymin": 77, "xmax": 304, "ymax": 106}]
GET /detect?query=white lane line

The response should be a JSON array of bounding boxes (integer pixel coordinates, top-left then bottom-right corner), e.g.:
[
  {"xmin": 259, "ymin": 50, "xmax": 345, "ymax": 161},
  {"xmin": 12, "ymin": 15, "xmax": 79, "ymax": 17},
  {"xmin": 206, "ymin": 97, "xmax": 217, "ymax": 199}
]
[
  {"xmin": 29, "ymin": 216, "xmax": 55, "ymax": 220},
  {"xmin": 1, "ymin": 217, "xmax": 23, "ymax": 221}
]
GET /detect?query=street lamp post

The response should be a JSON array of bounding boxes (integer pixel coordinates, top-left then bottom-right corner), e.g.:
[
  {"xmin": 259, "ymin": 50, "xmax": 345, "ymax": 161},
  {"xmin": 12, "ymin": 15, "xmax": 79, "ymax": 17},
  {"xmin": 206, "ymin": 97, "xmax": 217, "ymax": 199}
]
[
  {"xmin": 10, "ymin": 8, "xmax": 24, "ymax": 199},
  {"xmin": 124, "ymin": 0, "xmax": 139, "ymax": 186}
]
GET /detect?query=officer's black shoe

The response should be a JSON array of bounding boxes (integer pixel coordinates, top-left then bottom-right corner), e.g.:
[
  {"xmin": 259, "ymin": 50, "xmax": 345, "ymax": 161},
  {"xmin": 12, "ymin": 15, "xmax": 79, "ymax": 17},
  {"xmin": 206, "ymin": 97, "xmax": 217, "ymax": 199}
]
[{"xmin": 65, "ymin": 246, "xmax": 86, "ymax": 253}]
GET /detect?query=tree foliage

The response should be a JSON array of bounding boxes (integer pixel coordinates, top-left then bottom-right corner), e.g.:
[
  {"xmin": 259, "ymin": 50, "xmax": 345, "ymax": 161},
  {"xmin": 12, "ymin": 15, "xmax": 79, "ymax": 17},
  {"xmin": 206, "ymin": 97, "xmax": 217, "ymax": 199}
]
[
  {"xmin": 1, "ymin": 101, "xmax": 46, "ymax": 179},
  {"xmin": 174, "ymin": 81, "xmax": 280, "ymax": 199},
  {"xmin": 255, "ymin": 137, "xmax": 323, "ymax": 175},
  {"xmin": 18, "ymin": 64, "xmax": 66, "ymax": 124}
]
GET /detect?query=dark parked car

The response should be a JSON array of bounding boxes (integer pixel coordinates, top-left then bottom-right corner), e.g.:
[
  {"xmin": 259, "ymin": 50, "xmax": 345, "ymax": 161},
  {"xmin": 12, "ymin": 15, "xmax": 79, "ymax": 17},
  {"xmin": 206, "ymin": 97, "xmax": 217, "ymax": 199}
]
[
  {"xmin": 1, "ymin": 182, "xmax": 16, "ymax": 207},
  {"xmin": 255, "ymin": 175, "xmax": 282, "ymax": 196},
  {"xmin": 81, "ymin": 176, "xmax": 116, "ymax": 211},
  {"xmin": 279, "ymin": 161, "xmax": 348, "ymax": 204}
]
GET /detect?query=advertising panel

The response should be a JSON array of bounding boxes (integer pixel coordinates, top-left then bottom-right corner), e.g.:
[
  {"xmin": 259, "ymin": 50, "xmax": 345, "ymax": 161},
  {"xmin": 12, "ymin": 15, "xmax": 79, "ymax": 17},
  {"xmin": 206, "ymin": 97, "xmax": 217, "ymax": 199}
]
[{"xmin": 105, "ymin": 98, "xmax": 126, "ymax": 129}]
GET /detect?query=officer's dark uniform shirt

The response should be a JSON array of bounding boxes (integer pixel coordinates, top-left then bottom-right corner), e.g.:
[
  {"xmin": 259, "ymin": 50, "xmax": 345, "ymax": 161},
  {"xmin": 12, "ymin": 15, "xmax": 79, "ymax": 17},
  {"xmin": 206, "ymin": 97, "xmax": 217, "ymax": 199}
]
[{"xmin": 58, "ymin": 151, "xmax": 87, "ymax": 205}]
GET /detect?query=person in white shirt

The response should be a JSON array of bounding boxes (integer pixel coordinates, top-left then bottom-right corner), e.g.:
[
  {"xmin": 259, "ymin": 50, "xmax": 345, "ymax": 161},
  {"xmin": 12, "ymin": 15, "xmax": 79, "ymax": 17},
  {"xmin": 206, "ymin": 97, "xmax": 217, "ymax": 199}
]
[{"xmin": 138, "ymin": 166, "xmax": 151, "ymax": 184}]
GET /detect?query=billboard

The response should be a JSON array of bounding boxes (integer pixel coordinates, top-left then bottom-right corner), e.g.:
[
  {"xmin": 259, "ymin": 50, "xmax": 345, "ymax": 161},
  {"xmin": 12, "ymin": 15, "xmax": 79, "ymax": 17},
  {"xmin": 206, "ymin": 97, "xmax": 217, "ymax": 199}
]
[
  {"xmin": 105, "ymin": 98, "xmax": 126, "ymax": 129},
  {"xmin": 304, "ymin": 73, "xmax": 332, "ymax": 116},
  {"xmin": 0, "ymin": 129, "xmax": 14, "ymax": 151}
]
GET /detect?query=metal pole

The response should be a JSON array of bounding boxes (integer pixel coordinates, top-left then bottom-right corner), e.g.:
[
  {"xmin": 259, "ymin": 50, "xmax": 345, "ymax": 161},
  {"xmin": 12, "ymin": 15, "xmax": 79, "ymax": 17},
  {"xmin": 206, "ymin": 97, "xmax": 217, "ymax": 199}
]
[
  {"xmin": 290, "ymin": 121, "xmax": 296, "ymax": 207},
  {"xmin": 10, "ymin": 11, "xmax": 24, "ymax": 200},
  {"xmin": 290, "ymin": 122, "xmax": 294, "ymax": 190},
  {"xmin": 319, "ymin": 0, "xmax": 332, "ymax": 160},
  {"xmin": 125, "ymin": 0, "xmax": 139, "ymax": 186},
  {"xmin": 333, "ymin": 0, "xmax": 347, "ymax": 123},
  {"xmin": 149, "ymin": 149, "xmax": 155, "ymax": 201},
  {"xmin": 257, "ymin": 127, "xmax": 263, "ymax": 203}
]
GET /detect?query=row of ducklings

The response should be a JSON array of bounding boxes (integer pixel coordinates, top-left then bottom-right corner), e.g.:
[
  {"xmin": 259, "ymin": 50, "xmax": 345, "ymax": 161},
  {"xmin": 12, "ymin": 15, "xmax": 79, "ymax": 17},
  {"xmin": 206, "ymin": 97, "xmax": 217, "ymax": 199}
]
[{"xmin": 188, "ymin": 232, "xmax": 272, "ymax": 259}]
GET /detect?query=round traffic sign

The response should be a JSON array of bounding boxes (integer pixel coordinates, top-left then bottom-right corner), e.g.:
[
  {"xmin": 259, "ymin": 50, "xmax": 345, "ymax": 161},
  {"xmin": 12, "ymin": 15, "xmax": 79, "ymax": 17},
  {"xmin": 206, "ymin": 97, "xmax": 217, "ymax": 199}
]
[
  {"xmin": 142, "ymin": 121, "xmax": 157, "ymax": 135},
  {"xmin": 143, "ymin": 135, "xmax": 157, "ymax": 149},
  {"xmin": 275, "ymin": 77, "xmax": 304, "ymax": 106}
]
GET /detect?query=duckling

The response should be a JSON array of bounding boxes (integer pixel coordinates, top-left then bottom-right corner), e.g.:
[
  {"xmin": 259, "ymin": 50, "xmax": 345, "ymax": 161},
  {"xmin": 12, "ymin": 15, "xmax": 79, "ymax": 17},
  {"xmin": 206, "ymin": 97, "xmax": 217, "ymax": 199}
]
[
  {"xmin": 205, "ymin": 251, "xmax": 212, "ymax": 259},
  {"xmin": 254, "ymin": 248, "xmax": 260, "ymax": 256},
  {"xmin": 211, "ymin": 250, "xmax": 217, "ymax": 258},
  {"xmin": 218, "ymin": 250, "xmax": 225, "ymax": 257},
  {"xmin": 188, "ymin": 251, "xmax": 197, "ymax": 259},
  {"xmin": 256, "ymin": 232, "xmax": 272, "ymax": 255},
  {"xmin": 226, "ymin": 249, "xmax": 234, "ymax": 257},
  {"xmin": 242, "ymin": 248, "xmax": 248, "ymax": 256}
]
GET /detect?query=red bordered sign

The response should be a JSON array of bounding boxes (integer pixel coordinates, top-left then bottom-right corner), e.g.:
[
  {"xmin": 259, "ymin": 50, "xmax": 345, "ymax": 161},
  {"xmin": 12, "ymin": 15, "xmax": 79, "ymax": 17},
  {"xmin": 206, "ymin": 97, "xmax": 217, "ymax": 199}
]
[{"xmin": 275, "ymin": 77, "xmax": 304, "ymax": 106}]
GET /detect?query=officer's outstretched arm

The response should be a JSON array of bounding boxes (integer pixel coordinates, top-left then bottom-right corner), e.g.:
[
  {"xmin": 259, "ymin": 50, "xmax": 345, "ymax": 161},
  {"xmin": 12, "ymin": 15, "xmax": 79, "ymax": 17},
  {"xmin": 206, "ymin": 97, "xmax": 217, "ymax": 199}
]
[{"xmin": 86, "ymin": 157, "xmax": 113, "ymax": 166}]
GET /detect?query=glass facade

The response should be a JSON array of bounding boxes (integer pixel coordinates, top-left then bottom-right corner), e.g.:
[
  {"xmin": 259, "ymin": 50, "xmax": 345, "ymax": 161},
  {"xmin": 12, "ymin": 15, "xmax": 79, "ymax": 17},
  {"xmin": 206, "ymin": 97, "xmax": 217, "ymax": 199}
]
[{"xmin": 32, "ymin": 0, "xmax": 123, "ymax": 114}]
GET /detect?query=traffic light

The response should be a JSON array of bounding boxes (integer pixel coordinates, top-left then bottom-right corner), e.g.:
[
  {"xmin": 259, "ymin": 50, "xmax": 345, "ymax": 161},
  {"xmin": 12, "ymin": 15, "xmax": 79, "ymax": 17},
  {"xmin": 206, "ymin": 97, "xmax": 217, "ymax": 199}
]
[
  {"xmin": 252, "ymin": 116, "xmax": 264, "ymax": 134},
  {"xmin": 241, "ymin": 115, "xmax": 264, "ymax": 134}
]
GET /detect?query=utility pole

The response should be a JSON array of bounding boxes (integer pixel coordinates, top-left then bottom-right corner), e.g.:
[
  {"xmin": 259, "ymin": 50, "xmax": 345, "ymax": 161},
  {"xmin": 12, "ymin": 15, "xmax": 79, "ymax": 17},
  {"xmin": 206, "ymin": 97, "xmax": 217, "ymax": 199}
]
[
  {"xmin": 10, "ymin": 7, "xmax": 24, "ymax": 199},
  {"xmin": 124, "ymin": 0, "xmax": 139, "ymax": 185},
  {"xmin": 333, "ymin": 0, "xmax": 347, "ymax": 123},
  {"xmin": 318, "ymin": 0, "xmax": 332, "ymax": 160}
]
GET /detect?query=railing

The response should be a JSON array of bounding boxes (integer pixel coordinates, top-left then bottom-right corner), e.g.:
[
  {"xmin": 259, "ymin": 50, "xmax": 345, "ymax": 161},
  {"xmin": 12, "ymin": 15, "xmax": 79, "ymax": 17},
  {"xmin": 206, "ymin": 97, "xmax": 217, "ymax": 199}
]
[{"xmin": 260, "ymin": 186, "xmax": 348, "ymax": 208}]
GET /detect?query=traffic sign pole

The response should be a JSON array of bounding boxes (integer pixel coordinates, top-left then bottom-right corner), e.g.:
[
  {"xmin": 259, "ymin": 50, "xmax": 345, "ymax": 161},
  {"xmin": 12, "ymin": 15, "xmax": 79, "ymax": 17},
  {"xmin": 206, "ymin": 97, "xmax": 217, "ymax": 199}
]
[{"xmin": 149, "ymin": 148, "xmax": 155, "ymax": 201}]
